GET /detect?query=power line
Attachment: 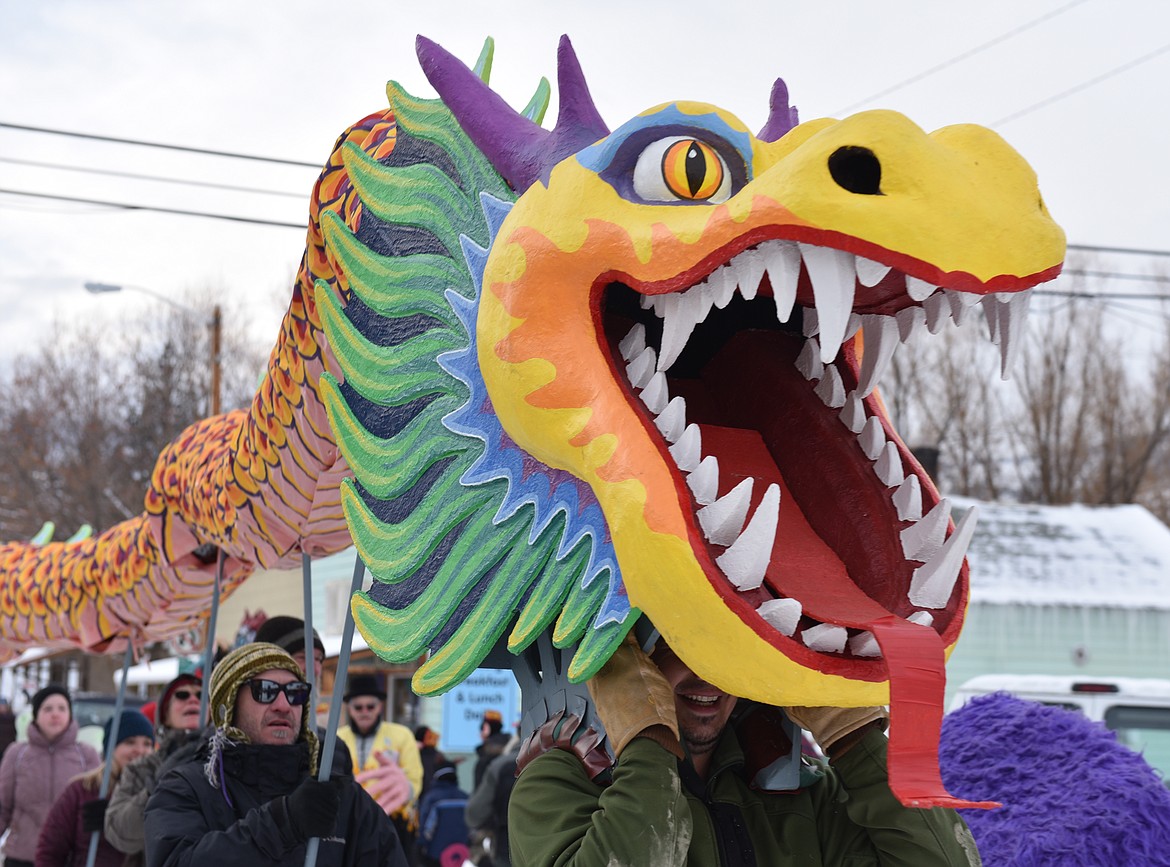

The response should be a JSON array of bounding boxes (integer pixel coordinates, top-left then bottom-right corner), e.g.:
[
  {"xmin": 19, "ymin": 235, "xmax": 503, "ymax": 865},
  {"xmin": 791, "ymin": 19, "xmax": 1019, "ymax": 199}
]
[
  {"xmin": 832, "ymin": 0, "xmax": 1091, "ymax": 114},
  {"xmin": 0, "ymin": 122, "xmax": 320, "ymax": 169},
  {"xmin": 1068, "ymin": 242, "xmax": 1170, "ymax": 258},
  {"xmin": 0, "ymin": 189, "xmax": 303, "ymax": 229},
  {"xmin": 993, "ymin": 40, "xmax": 1170, "ymax": 126},
  {"xmin": 1038, "ymin": 288, "xmax": 1170, "ymax": 301},
  {"xmin": 0, "ymin": 155, "xmax": 305, "ymax": 199},
  {"xmin": 1064, "ymin": 269, "xmax": 1170, "ymax": 285}
]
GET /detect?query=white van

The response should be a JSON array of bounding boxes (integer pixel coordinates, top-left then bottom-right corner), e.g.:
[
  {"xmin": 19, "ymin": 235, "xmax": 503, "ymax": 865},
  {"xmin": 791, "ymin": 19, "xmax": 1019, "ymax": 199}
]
[{"xmin": 950, "ymin": 674, "xmax": 1170, "ymax": 781}]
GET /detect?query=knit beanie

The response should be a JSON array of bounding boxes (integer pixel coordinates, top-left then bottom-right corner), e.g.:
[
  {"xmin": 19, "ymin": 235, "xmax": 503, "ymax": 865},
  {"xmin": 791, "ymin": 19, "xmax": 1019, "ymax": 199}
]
[
  {"xmin": 205, "ymin": 643, "xmax": 318, "ymax": 785},
  {"xmin": 103, "ymin": 709, "xmax": 156, "ymax": 752},
  {"xmin": 253, "ymin": 616, "xmax": 326, "ymax": 660},
  {"xmin": 31, "ymin": 685, "xmax": 71, "ymax": 720}
]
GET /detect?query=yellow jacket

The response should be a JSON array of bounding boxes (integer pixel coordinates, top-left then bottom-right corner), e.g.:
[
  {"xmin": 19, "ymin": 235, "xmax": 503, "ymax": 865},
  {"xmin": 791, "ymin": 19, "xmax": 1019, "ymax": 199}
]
[{"xmin": 337, "ymin": 720, "xmax": 423, "ymax": 807}]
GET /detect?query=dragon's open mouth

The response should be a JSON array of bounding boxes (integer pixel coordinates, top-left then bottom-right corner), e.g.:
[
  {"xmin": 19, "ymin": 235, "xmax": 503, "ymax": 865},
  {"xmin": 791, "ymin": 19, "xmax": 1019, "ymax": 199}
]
[{"xmin": 601, "ymin": 236, "xmax": 1031, "ymax": 679}]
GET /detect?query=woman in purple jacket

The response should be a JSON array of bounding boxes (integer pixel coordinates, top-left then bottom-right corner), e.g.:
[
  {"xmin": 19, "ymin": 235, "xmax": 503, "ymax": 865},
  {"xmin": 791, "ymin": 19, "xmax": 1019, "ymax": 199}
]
[
  {"xmin": 0, "ymin": 686, "xmax": 101, "ymax": 867},
  {"xmin": 34, "ymin": 709, "xmax": 155, "ymax": 867}
]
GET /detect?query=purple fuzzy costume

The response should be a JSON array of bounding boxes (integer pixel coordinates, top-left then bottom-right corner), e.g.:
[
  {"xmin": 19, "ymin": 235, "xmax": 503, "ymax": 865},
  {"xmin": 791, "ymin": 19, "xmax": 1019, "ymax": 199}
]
[{"xmin": 940, "ymin": 692, "xmax": 1170, "ymax": 866}]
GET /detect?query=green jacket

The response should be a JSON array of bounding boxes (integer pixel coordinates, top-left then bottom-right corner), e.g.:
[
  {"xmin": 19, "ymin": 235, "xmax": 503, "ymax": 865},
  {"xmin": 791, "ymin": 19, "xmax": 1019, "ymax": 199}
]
[{"xmin": 510, "ymin": 728, "xmax": 981, "ymax": 866}]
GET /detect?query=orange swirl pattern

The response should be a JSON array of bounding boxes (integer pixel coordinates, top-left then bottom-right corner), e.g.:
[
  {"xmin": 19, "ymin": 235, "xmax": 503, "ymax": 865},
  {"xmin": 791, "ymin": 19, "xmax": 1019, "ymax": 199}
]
[{"xmin": 0, "ymin": 109, "xmax": 398, "ymax": 659}]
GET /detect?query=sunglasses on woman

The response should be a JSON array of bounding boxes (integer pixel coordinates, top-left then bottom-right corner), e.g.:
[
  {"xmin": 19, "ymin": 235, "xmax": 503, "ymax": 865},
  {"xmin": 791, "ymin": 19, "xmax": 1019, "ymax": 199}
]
[
  {"xmin": 246, "ymin": 679, "xmax": 312, "ymax": 706},
  {"xmin": 172, "ymin": 688, "xmax": 202, "ymax": 702}
]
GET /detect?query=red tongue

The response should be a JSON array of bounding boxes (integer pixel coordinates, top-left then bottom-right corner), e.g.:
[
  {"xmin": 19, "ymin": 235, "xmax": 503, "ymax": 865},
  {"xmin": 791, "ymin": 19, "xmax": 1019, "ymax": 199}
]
[{"xmin": 698, "ymin": 425, "xmax": 996, "ymax": 809}]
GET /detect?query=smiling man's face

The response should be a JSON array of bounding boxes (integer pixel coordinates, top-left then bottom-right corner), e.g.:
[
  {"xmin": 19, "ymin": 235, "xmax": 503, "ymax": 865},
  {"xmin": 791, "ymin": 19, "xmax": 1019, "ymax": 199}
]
[
  {"xmin": 233, "ymin": 668, "xmax": 303, "ymax": 746},
  {"xmin": 651, "ymin": 642, "xmax": 738, "ymax": 776}
]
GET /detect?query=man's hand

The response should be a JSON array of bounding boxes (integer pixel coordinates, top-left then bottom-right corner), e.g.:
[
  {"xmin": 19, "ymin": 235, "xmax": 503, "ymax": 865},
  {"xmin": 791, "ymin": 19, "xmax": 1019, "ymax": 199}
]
[
  {"xmin": 81, "ymin": 798, "xmax": 107, "ymax": 834},
  {"xmin": 356, "ymin": 751, "xmax": 412, "ymax": 814},
  {"xmin": 587, "ymin": 634, "xmax": 682, "ymax": 758},
  {"xmin": 284, "ymin": 777, "xmax": 343, "ymax": 840},
  {"xmin": 782, "ymin": 706, "xmax": 888, "ymax": 757}
]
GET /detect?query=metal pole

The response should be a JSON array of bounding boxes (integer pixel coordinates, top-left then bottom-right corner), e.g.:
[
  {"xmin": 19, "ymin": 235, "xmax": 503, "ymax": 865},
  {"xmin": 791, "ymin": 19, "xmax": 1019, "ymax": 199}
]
[
  {"xmin": 304, "ymin": 555, "xmax": 365, "ymax": 867},
  {"xmin": 85, "ymin": 641, "xmax": 134, "ymax": 867},
  {"xmin": 199, "ymin": 549, "xmax": 225, "ymax": 726},
  {"xmin": 301, "ymin": 552, "xmax": 315, "ymax": 694}
]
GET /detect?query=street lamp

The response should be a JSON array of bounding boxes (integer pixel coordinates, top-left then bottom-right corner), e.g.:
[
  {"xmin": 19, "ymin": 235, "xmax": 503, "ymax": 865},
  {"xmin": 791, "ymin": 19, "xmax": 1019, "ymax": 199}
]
[{"xmin": 83, "ymin": 282, "xmax": 222, "ymax": 416}]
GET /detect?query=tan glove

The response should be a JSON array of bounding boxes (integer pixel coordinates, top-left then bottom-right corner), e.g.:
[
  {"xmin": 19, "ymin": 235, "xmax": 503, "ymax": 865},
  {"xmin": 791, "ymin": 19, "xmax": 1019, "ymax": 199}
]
[
  {"xmin": 587, "ymin": 634, "xmax": 682, "ymax": 758},
  {"xmin": 783, "ymin": 705, "xmax": 888, "ymax": 756}
]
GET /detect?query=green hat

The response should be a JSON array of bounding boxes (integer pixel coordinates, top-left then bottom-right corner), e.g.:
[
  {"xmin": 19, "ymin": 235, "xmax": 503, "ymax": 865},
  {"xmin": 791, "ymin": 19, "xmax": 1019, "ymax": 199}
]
[{"xmin": 206, "ymin": 643, "xmax": 318, "ymax": 776}]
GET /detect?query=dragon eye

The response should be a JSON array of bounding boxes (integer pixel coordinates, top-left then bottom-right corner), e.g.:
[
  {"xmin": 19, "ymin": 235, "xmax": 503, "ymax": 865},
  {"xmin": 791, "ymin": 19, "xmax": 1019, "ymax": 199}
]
[{"xmin": 633, "ymin": 136, "xmax": 733, "ymax": 204}]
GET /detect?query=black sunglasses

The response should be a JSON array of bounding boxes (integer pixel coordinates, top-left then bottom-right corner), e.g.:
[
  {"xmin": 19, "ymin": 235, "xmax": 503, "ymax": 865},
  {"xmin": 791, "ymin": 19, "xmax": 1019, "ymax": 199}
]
[
  {"xmin": 246, "ymin": 679, "xmax": 312, "ymax": 706},
  {"xmin": 172, "ymin": 689, "xmax": 202, "ymax": 702}
]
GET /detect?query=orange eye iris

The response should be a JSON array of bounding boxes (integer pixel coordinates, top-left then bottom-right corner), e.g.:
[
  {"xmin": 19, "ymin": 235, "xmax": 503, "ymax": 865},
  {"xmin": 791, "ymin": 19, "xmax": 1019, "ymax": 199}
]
[{"xmin": 661, "ymin": 139, "xmax": 724, "ymax": 200}]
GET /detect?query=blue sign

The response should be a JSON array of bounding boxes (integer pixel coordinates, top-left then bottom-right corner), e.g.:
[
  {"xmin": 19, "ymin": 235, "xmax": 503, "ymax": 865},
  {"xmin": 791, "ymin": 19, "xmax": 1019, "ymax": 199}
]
[{"xmin": 440, "ymin": 668, "xmax": 520, "ymax": 752}]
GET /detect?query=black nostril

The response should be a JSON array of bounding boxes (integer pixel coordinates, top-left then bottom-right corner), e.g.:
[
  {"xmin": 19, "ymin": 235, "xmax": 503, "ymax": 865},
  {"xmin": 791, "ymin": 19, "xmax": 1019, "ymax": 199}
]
[{"xmin": 828, "ymin": 146, "xmax": 882, "ymax": 195}]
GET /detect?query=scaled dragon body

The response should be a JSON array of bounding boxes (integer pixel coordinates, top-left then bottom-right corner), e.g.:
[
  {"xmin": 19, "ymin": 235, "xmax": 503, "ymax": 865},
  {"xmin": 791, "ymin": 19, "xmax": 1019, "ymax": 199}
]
[{"xmin": 0, "ymin": 37, "xmax": 1064, "ymax": 807}]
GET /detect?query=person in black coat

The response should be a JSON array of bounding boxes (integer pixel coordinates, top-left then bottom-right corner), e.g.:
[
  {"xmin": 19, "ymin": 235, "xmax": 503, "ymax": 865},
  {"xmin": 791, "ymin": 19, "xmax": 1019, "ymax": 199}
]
[{"xmin": 143, "ymin": 643, "xmax": 406, "ymax": 867}]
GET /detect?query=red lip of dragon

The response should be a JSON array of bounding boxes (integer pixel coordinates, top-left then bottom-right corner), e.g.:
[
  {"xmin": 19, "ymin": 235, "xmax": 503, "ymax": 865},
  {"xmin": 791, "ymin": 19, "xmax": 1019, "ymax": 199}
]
[{"xmin": 419, "ymin": 36, "xmax": 1065, "ymax": 807}]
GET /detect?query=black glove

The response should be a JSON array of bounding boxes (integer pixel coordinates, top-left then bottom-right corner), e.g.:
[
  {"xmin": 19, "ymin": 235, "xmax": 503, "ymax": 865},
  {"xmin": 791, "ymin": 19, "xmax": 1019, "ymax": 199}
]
[
  {"xmin": 81, "ymin": 798, "xmax": 107, "ymax": 834},
  {"xmin": 283, "ymin": 777, "xmax": 342, "ymax": 840}
]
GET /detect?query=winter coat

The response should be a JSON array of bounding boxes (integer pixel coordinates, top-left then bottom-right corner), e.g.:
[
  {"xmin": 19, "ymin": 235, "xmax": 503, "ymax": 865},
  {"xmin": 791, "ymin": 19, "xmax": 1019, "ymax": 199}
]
[
  {"xmin": 144, "ymin": 737, "xmax": 408, "ymax": 867},
  {"xmin": 34, "ymin": 771, "xmax": 123, "ymax": 867},
  {"xmin": 105, "ymin": 728, "xmax": 204, "ymax": 867},
  {"xmin": 0, "ymin": 721, "xmax": 101, "ymax": 863},
  {"xmin": 510, "ymin": 727, "xmax": 983, "ymax": 867}
]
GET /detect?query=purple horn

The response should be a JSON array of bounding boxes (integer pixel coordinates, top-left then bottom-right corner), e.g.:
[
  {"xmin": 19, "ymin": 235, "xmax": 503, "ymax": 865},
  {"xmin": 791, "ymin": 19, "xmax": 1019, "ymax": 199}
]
[
  {"xmin": 416, "ymin": 35, "xmax": 609, "ymax": 192},
  {"xmin": 758, "ymin": 77, "xmax": 800, "ymax": 143}
]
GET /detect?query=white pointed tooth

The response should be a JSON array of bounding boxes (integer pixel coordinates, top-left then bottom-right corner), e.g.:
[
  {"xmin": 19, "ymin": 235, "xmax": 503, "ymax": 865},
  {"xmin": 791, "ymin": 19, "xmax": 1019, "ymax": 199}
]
[
  {"xmin": 814, "ymin": 364, "xmax": 845, "ymax": 408},
  {"xmin": 795, "ymin": 338, "xmax": 824, "ymax": 381},
  {"xmin": 900, "ymin": 498, "xmax": 951, "ymax": 561},
  {"xmin": 849, "ymin": 631, "xmax": 882, "ymax": 657},
  {"xmin": 654, "ymin": 396, "xmax": 686, "ymax": 443},
  {"xmin": 627, "ymin": 346, "xmax": 657, "ymax": 389},
  {"xmin": 895, "ymin": 306, "xmax": 926, "ymax": 343},
  {"xmin": 652, "ymin": 295, "xmax": 669, "ymax": 317},
  {"xmin": 619, "ymin": 323, "xmax": 646, "ymax": 362},
  {"xmin": 946, "ymin": 289, "xmax": 981, "ymax": 325},
  {"xmin": 874, "ymin": 442, "xmax": 904, "ymax": 487},
  {"xmin": 840, "ymin": 391, "xmax": 866, "ymax": 434},
  {"xmin": 733, "ymin": 248, "xmax": 766, "ymax": 301},
  {"xmin": 799, "ymin": 243, "xmax": 856, "ymax": 363},
  {"xmin": 923, "ymin": 291, "xmax": 951, "ymax": 334},
  {"xmin": 658, "ymin": 294, "xmax": 698, "ymax": 373},
  {"xmin": 711, "ymin": 267, "xmax": 737, "ymax": 308},
  {"xmin": 906, "ymin": 275, "xmax": 937, "ymax": 302},
  {"xmin": 716, "ymin": 483, "xmax": 781, "ymax": 591},
  {"xmin": 802, "ymin": 307, "xmax": 820, "ymax": 338},
  {"xmin": 907, "ymin": 610, "xmax": 935, "ymax": 628},
  {"xmin": 996, "ymin": 289, "xmax": 1033, "ymax": 379},
  {"xmin": 855, "ymin": 255, "xmax": 892, "ymax": 287},
  {"xmin": 762, "ymin": 240, "xmax": 801, "ymax": 321},
  {"xmin": 857, "ymin": 315, "xmax": 900, "ymax": 397},
  {"xmin": 859, "ymin": 417, "xmax": 885, "ymax": 461},
  {"xmin": 909, "ymin": 505, "xmax": 978, "ymax": 608},
  {"xmin": 757, "ymin": 598, "xmax": 802, "ymax": 636},
  {"xmin": 639, "ymin": 293, "xmax": 655, "ymax": 310},
  {"xmin": 892, "ymin": 475, "xmax": 922, "ymax": 521},
  {"xmin": 802, "ymin": 623, "xmax": 848, "ymax": 653},
  {"xmin": 668, "ymin": 423, "xmax": 702, "ymax": 473},
  {"xmin": 642, "ymin": 371, "xmax": 669, "ymax": 414},
  {"xmin": 846, "ymin": 313, "xmax": 863, "ymax": 339},
  {"xmin": 981, "ymin": 295, "xmax": 1001, "ymax": 345},
  {"xmin": 687, "ymin": 455, "xmax": 719, "ymax": 505},
  {"xmin": 698, "ymin": 477, "xmax": 754, "ymax": 546}
]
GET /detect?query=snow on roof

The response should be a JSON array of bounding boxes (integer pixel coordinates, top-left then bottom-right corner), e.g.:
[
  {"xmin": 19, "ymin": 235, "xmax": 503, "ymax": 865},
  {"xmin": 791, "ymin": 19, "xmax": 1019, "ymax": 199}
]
[{"xmin": 954, "ymin": 497, "xmax": 1170, "ymax": 609}]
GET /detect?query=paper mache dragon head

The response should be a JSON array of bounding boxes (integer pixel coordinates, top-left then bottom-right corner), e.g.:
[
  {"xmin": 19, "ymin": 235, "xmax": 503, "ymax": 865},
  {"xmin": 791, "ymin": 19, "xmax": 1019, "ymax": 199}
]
[
  {"xmin": 313, "ymin": 36, "xmax": 1063, "ymax": 805},
  {"xmin": 0, "ymin": 34, "xmax": 1064, "ymax": 809}
]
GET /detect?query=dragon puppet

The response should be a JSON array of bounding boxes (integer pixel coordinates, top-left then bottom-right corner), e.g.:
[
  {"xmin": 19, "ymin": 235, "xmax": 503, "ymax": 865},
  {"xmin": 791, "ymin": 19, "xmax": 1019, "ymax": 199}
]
[{"xmin": 0, "ymin": 36, "xmax": 1064, "ymax": 809}]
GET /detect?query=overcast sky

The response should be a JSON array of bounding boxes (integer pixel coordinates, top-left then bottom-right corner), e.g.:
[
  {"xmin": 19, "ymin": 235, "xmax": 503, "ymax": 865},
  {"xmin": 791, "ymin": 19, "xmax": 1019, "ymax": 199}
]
[{"xmin": 2, "ymin": 0, "xmax": 1168, "ymax": 366}]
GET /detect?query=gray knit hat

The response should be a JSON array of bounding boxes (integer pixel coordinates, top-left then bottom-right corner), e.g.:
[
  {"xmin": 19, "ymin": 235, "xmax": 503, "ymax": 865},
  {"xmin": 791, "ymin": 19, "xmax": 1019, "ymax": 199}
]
[{"xmin": 204, "ymin": 643, "xmax": 318, "ymax": 784}]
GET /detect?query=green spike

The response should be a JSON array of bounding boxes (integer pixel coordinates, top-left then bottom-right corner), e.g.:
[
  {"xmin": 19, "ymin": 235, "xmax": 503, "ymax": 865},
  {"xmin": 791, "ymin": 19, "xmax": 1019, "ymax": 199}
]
[
  {"xmin": 472, "ymin": 37, "xmax": 495, "ymax": 83},
  {"xmin": 508, "ymin": 535, "xmax": 591, "ymax": 652},
  {"xmin": 30, "ymin": 522, "xmax": 54, "ymax": 545},
  {"xmin": 522, "ymin": 77, "xmax": 551, "ymax": 125},
  {"xmin": 568, "ymin": 613, "xmax": 637, "ymax": 682},
  {"xmin": 65, "ymin": 524, "xmax": 93, "ymax": 544},
  {"xmin": 552, "ymin": 571, "xmax": 611, "ymax": 647}
]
